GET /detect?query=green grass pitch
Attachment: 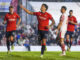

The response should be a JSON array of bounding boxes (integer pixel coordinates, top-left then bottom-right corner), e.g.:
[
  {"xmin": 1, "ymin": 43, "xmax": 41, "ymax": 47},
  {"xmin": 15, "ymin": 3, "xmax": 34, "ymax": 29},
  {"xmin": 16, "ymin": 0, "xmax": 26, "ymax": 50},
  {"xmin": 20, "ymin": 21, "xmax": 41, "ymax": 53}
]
[{"xmin": 0, "ymin": 52, "xmax": 80, "ymax": 60}]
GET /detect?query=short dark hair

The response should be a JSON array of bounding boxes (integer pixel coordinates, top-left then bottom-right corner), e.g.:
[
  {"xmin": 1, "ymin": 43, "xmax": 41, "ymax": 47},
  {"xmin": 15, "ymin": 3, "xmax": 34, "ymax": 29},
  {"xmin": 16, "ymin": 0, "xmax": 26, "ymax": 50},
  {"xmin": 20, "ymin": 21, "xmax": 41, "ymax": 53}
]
[
  {"xmin": 61, "ymin": 6, "xmax": 67, "ymax": 10},
  {"xmin": 69, "ymin": 10, "xmax": 73, "ymax": 12},
  {"xmin": 42, "ymin": 4, "xmax": 48, "ymax": 11},
  {"xmin": 9, "ymin": 6, "xmax": 14, "ymax": 9}
]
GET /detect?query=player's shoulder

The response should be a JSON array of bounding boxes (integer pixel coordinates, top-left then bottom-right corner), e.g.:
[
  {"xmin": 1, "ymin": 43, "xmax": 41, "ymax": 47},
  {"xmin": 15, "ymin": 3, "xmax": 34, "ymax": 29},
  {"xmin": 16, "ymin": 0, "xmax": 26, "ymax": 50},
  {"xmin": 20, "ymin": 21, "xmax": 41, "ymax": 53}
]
[
  {"xmin": 72, "ymin": 16, "xmax": 76, "ymax": 18},
  {"xmin": 64, "ymin": 13, "xmax": 68, "ymax": 17},
  {"xmin": 46, "ymin": 12, "xmax": 51, "ymax": 15},
  {"xmin": 34, "ymin": 11, "xmax": 41, "ymax": 15},
  {"xmin": 64, "ymin": 13, "xmax": 68, "ymax": 16},
  {"xmin": 46, "ymin": 12, "xmax": 52, "ymax": 16},
  {"xmin": 5, "ymin": 13, "xmax": 10, "ymax": 16}
]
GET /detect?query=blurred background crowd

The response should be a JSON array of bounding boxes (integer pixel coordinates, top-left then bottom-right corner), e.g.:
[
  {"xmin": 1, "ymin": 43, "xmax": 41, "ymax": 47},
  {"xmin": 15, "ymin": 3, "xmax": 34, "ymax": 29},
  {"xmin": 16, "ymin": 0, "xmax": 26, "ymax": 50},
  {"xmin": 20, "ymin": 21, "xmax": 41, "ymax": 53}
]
[{"xmin": 0, "ymin": 22, "xmax": 80, "ymax": 46}]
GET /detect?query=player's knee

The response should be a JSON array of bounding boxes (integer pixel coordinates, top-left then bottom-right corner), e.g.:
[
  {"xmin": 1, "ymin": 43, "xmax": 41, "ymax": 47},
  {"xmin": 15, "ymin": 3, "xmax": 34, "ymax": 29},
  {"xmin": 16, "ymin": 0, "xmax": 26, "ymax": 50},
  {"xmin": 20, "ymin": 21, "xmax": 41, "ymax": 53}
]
[
  {"xmin": 43, "ymin": 38, "xmax": 46, "ymax": 43},
  {"xmin": 60, "ymin": 39, "xmax": 64, "ymax": 44},
  {"xmin": 61, "ymin": 41, "xmax": 64, "ymax": 45},
  {"xmin": 66, "ymin": 35, "xmax": 69, "ymax": 39},
  {"xmin": 10, "ymin": 35, "xmax": 14, "ymax": 41},
  {"xmin": 42, "ymin": 38, "xmax": 46, "ymax": 46}
]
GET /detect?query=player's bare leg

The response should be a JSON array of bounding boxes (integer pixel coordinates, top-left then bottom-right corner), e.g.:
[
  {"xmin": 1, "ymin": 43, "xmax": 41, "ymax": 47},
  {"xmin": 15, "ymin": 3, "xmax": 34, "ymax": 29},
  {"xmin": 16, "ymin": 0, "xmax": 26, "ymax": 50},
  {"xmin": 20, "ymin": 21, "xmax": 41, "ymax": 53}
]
[
  {"xmin": 66, "ymin": 35, "xmax": 70, "ymax": 51},
  {"xmin": 10, "ymin": 35, "xmax": 14, "ymax": 50},
  {"xmin": 60, "ymin": 38, "xmax": 66, "ymax": 56},
  {"xmin": 40, "ymin": 38, "xmax": 46, "ymax": 58}
]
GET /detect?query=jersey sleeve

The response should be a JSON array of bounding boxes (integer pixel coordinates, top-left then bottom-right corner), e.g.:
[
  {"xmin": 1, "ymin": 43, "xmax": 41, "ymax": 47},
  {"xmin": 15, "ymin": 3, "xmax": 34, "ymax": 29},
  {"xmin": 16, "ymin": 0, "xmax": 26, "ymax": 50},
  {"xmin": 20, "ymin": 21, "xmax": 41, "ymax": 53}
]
[
  {"xmin": 74, "ymin": 17, "xmax": 77, "ymax": 23},
  {"xmin": 48, "ymin": 14, "xmax": 53, "ymax": 20},
  {"xmin": 4, "ymin": 14, "xmax": 8, "ymax": 21},
  {"xmin": 16, "ymin": 13, "xmax": 20, "ymax": 18},
  {"xmin": 33, "ymin": 12, "xmax": 39, "ymax": 16}
]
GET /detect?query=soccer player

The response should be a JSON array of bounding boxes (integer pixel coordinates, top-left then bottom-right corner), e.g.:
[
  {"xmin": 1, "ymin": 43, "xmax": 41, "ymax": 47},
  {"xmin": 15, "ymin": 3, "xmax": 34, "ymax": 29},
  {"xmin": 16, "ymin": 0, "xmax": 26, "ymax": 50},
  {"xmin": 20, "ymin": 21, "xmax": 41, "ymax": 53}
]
[
  {"xmin": 56, "ymin": 6, "xmax": 68, "ymax": 56},
  {"xmin": 20, "ymin": 4, "xmax": 55, "ymax": 57},
  {"xmin": 3, "ymin": 6, "xmax": 21, "ymax": 53},
  {"xmin": 66, "ymin": 10, "xmax": 78, "ymax": 51}
]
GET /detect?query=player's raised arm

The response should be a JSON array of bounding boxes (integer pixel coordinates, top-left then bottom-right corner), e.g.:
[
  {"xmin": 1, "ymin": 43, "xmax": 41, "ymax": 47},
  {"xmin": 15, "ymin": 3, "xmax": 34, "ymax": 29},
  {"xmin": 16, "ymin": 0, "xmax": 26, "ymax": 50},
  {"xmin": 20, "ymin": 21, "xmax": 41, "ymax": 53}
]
[{"xmin": 20, "ymin": 4, "xmax": 34, "ymax": 15}]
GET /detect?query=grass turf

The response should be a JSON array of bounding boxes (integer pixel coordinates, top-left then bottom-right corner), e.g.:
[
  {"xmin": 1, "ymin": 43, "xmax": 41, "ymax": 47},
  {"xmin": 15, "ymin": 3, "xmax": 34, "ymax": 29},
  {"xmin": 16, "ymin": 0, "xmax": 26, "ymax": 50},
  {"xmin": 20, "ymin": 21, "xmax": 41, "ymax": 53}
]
[{"xmin": 0, "ymin": 52, "xmax": 80, "ymax": 60}]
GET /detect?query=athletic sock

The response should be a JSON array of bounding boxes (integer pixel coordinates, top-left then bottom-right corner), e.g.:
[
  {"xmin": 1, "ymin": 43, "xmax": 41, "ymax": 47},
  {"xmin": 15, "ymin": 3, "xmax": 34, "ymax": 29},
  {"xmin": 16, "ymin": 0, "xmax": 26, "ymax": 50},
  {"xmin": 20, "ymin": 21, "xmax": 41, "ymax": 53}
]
[
  {"xmin": 70, "ymin": 40, "xmax": 72, "ymax": 48},
  {"xmin": 61, "ymin": 44, "xmax": 65, "ymax": 52},
  {"xmin": 41, "ymin": 45, "xmax": 45, "ymax": 55},
  {"xmin": 7, "ymin": 40, "xmax": 10, "ymax": 51}
]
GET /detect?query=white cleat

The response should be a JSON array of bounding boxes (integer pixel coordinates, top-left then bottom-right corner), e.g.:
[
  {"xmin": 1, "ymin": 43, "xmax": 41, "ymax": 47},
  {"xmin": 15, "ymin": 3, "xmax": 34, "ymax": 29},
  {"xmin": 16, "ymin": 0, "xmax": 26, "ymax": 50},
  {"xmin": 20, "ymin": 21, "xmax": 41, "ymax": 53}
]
[
  {"xmin": 60, "ymin": 53, "xmax": 66, "ymax": 56},
  {"xmin": 7, "ymin": 51, "xmax": 11, "ymax": 54},
  {"xmin": 60, "ymin": 52, "xmax": 66, "ymax": 56},
  {"xmin": 40, "ymin": 55, "xmax": 43, "ymax": 58}
]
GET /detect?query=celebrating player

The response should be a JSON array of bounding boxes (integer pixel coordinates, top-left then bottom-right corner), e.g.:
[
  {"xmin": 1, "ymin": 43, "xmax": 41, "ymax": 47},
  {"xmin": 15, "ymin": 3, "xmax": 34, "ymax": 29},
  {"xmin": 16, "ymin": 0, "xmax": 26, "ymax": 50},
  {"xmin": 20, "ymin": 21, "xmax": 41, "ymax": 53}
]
[
  {"xmin": 20, "ymin": 4, "xmax": 55, "ymax": 57},
  {"xmin": 56, "ymin": 6, "xmax": 68, "ymax": 56},
  {"xmin": 66, "ymin": 10, "xmax": 78, "ymax": 51},
  {"xmin": 3, "ymin": 6, "xmax": 21, "ymax": 53}
]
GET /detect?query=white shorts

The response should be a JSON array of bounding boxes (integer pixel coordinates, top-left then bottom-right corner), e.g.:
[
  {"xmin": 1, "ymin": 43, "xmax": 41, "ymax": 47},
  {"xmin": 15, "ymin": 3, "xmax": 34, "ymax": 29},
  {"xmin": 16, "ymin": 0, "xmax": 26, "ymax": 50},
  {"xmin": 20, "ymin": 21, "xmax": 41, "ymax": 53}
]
[{"xmin": 60, "ymin": 30, "xmax": 67, "ymax": 38}]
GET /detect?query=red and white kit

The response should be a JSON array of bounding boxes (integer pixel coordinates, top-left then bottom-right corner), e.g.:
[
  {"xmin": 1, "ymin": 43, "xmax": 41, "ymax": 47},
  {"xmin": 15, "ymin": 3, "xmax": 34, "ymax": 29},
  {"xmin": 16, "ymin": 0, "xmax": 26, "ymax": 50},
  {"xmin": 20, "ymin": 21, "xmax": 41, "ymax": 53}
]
[{"xmin": 60, "ymin": 13, "xmax": 68, "ymax": 38}]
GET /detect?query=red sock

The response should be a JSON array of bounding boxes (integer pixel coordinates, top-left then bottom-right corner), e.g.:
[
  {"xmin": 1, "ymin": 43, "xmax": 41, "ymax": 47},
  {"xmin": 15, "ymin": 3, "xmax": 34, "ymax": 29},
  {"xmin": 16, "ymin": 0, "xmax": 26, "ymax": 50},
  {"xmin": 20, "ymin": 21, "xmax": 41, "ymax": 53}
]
[
  {"xmin": 71, "ymin": 41, "xmax": 72, "ymax": 44},
  {"xmin": 66, "ymin": 40, "xmax": 69, "ymax": 43},
  {"xmin": 61, "ymin": 44, "xmax": 65, "ymax": 51}
]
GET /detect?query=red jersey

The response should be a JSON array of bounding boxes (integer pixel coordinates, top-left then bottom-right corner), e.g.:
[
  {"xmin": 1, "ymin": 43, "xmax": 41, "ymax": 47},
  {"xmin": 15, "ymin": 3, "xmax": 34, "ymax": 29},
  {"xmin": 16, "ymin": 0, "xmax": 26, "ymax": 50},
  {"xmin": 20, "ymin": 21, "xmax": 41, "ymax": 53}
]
[
  {"xmin": 33, "ymin": 12, "xmax": 53, "ymax": 31},
  {"xmin": 67, "ymin": 16, "xmax": 77, "ymax": 32},
  {"xmin": 4, "ymin": 12, "xmax": 20, "ymax": 32}
]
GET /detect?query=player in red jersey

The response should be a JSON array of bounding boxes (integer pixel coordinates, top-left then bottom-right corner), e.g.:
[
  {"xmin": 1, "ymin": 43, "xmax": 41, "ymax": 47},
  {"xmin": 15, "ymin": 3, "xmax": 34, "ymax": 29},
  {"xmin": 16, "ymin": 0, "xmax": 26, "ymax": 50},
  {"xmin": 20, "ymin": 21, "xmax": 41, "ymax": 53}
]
[
  {"xmin": 66, "ymin": 10, "xmax": 78, "ymax": 51},
  {"xmin": 3, "ymin": 6, "xmax": 21, "ymax": 53},
  {"xmin": 20, "ymin": 4, "xmax": 55, "ymax": 57}
]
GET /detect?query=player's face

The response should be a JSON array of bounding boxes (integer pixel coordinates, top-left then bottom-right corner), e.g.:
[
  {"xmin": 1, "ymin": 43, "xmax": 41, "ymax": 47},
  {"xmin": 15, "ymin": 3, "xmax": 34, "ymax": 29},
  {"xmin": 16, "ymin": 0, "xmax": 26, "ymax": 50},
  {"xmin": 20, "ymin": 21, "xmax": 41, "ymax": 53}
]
[
  {"xmin": 9, "ymin": 8, "xmax": 14, "ymax": 14},
  {"xmin": 61, "ymin": 8, "xmax": 66, "ymax": 13},
  {"xmin": 41, "ymin": 5, "xmax": 46, "ymax": 12},
  {"xmin": 69, "ymin": 12, "xmax": 73, "ymax": 16}
]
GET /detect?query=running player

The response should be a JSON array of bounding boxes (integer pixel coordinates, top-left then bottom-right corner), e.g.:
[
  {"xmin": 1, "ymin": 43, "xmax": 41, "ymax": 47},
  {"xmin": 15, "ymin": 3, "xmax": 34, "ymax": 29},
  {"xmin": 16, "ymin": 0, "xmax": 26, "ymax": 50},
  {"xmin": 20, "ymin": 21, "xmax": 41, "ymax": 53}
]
[
  {"xmin": 3, "ymin": 6, "xmax": 21, "ymax": 53},
  {"xmin": 20, "ymin": 4, "xmax": 55, "ymax": 57},
  {"xmin": 66, "ymin": 10, "xmax": 78, "ymax": 51},
  {"xmin": 56, "ymin": 6, "xmax": 68, "ymax": 56}
]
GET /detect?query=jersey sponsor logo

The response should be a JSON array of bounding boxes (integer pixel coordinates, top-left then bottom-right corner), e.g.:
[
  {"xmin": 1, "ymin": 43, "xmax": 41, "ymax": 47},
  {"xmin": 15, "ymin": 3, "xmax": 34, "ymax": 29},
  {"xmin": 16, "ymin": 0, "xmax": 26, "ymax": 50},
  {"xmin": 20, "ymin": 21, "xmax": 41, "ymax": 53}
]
[
  {"xmin": 8, "ymin": 19, "xmax": 15, "ymax": 21},
  {"xmin": 45, "ymin": 15, "xmax": 47, "ymax": 16},
  {"xmin": 39, "ymin": 16, "xmax": 46, "ymax": 20}
]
